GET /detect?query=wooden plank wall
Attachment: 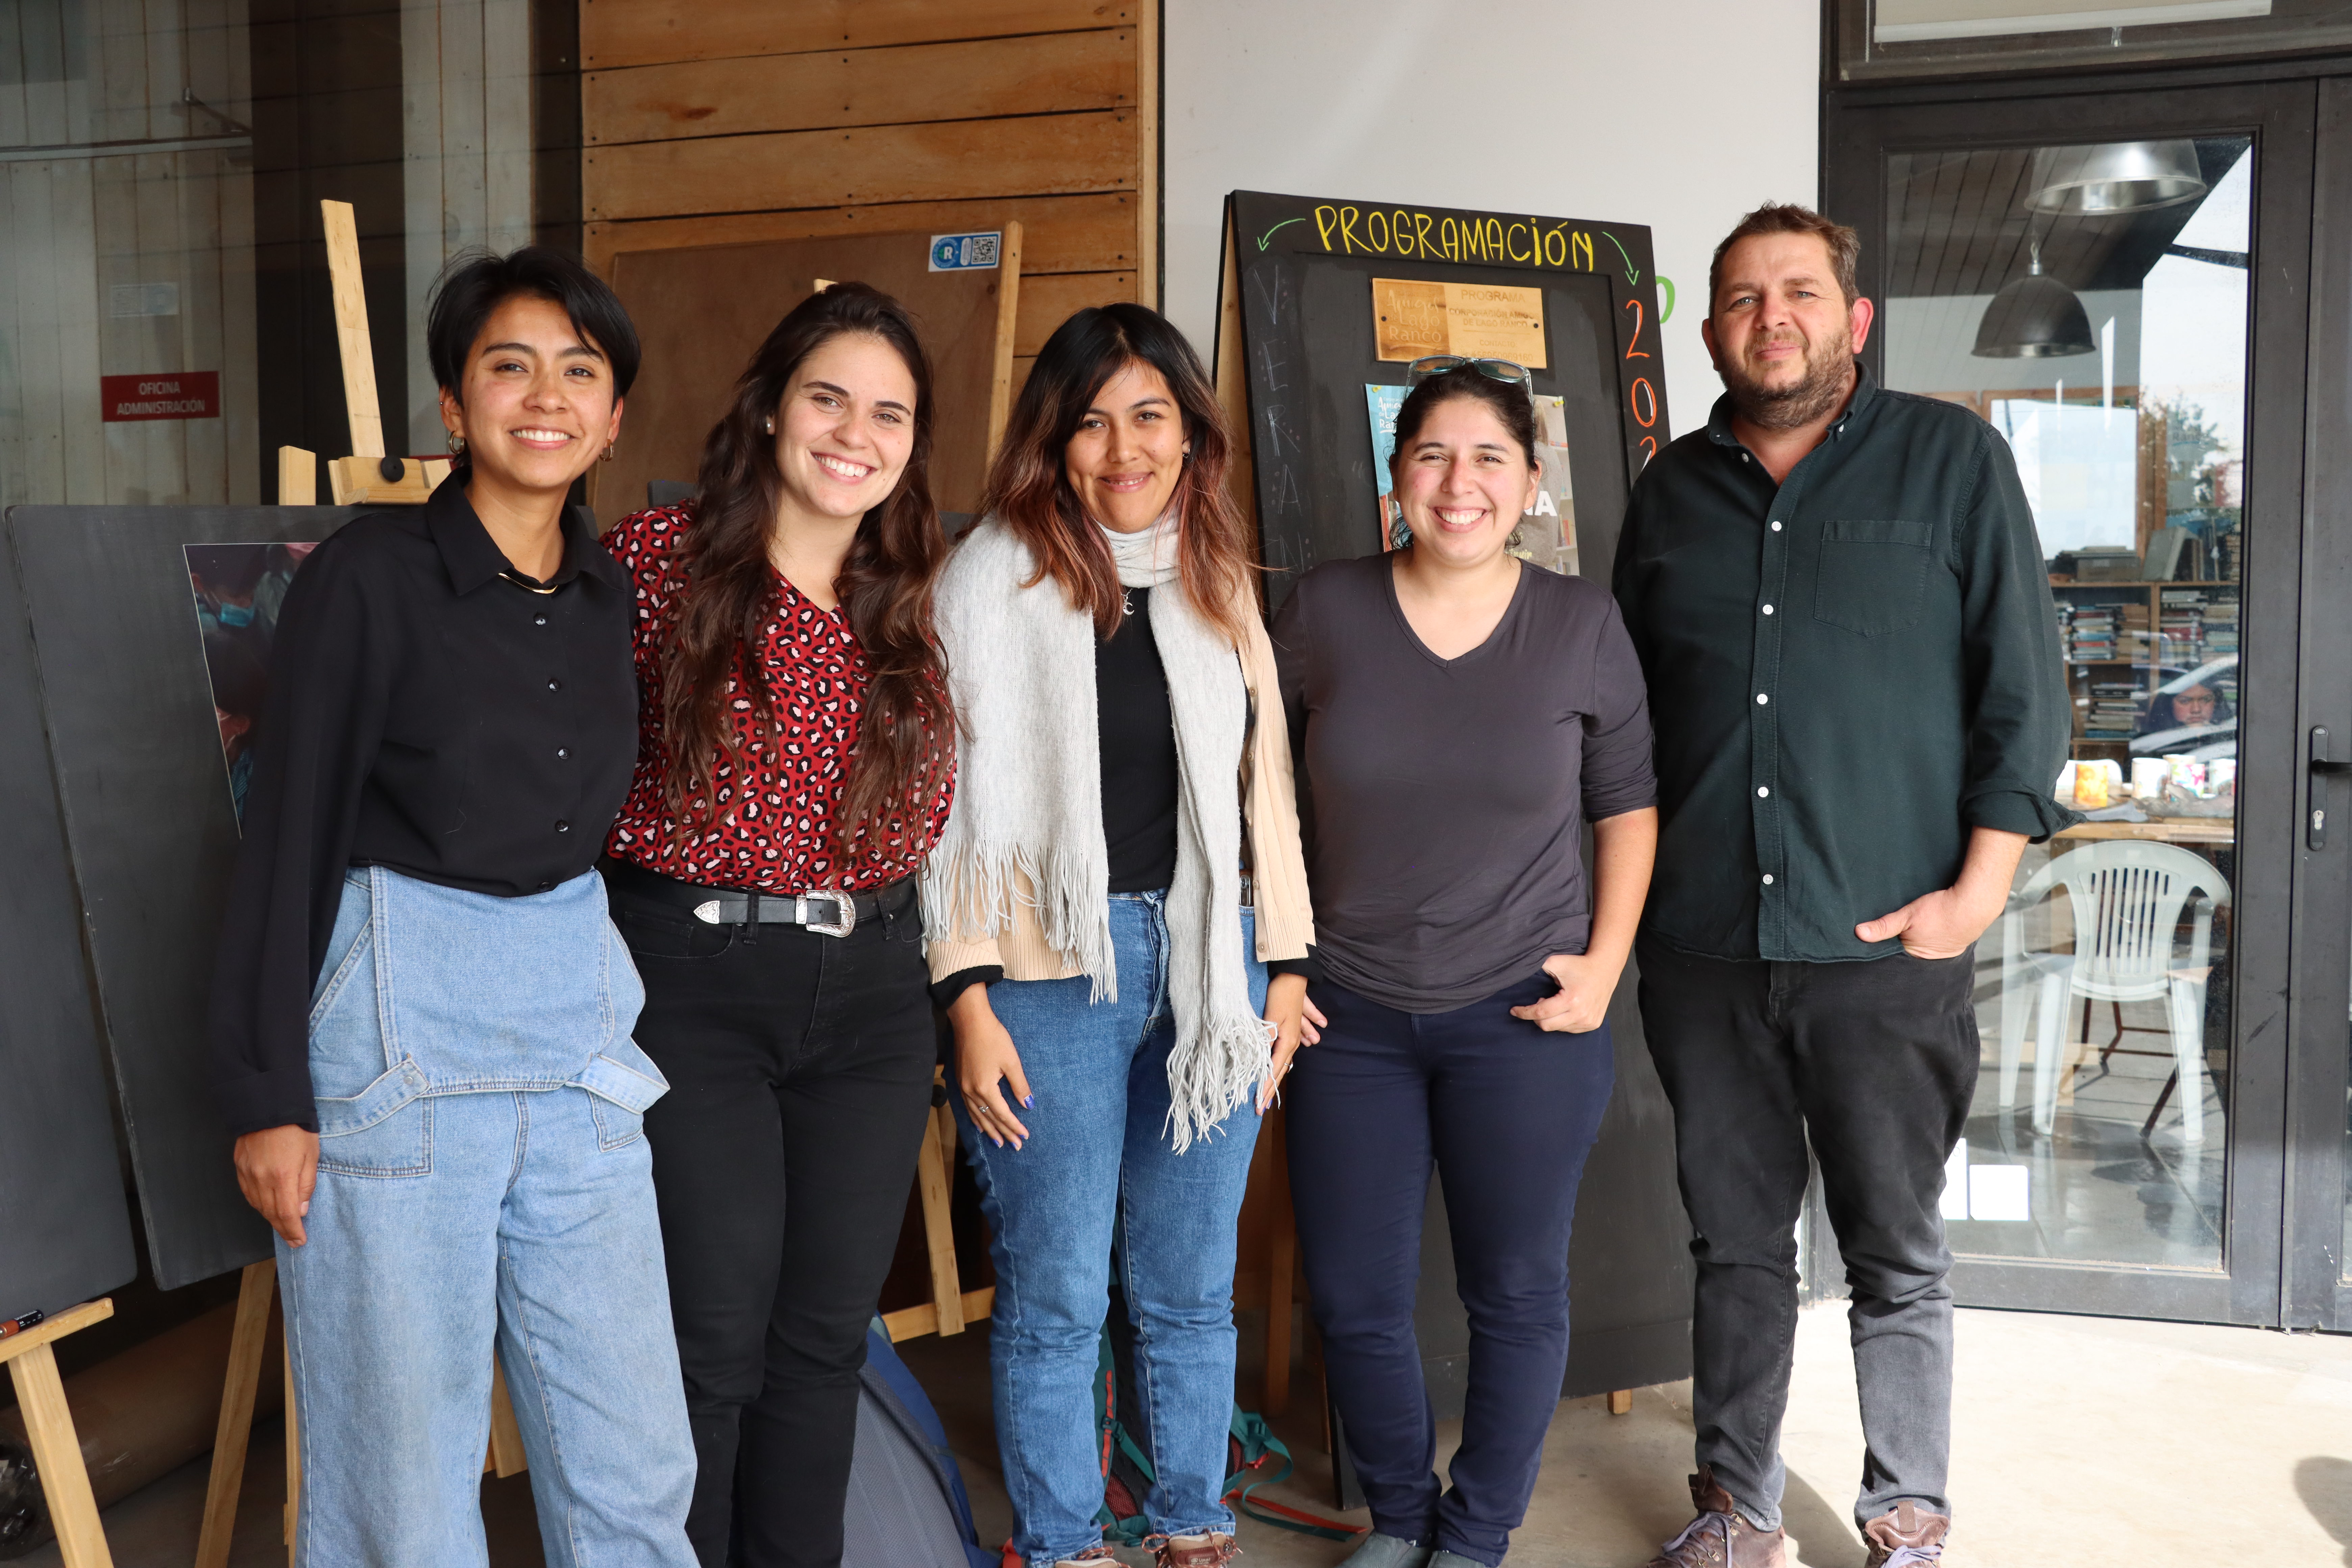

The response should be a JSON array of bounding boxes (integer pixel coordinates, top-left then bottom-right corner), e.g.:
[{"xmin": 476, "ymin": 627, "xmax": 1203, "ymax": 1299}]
[{"xmin": 579, "ymin": 0, "xmax": 1156, "ymax": 406}]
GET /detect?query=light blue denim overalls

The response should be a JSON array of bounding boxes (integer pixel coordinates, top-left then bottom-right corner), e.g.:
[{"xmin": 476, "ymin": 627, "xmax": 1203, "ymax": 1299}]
[{"xmin": 278, "ymin": 864, "xmax": 698, "ymax": 1568}]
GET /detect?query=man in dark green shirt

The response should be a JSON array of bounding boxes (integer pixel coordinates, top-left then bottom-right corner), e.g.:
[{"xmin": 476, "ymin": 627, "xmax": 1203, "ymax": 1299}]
[{"xmin": 1614, "ymin": 205, "xmax": 2075, "ymax": 1568}]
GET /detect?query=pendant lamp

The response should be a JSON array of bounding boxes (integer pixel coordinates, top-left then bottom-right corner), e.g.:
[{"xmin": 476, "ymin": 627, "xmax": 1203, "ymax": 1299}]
[
  {"xmin": 1973, "ymin": 240, "xmax": 2095, "ymax": 359},
  {"xmin": 2025, "ymin": 140, "xmax": 2206, "ymax": 216}
]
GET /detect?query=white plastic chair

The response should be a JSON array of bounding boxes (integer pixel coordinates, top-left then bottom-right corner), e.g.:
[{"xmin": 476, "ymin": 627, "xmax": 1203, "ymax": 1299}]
[{"xmin": 1997, "ymin": 841, "xmax": 2228, "ymax": 1143}]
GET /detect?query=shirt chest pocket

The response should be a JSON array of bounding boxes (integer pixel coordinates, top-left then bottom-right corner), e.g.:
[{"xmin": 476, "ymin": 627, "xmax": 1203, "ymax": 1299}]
[{"xmin": 1812, "ymin": 519, "xmax": 1938, "ymax": 637}]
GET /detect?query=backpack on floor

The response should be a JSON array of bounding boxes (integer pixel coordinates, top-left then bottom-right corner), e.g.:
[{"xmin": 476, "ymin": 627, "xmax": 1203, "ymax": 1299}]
[
  {"xmin": 1089, "ymin": 1327, "xmax": 1356, "ymax": 1550},
  {"xmin": 842, "ymin": 1322, "xmax": 998, "ymax": 1568}
]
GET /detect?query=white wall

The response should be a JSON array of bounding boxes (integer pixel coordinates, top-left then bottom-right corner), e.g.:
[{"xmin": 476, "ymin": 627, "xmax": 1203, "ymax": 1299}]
[{"xmin": 1162, "ymin": 0, "xmax": 1820, "ymax": 441}]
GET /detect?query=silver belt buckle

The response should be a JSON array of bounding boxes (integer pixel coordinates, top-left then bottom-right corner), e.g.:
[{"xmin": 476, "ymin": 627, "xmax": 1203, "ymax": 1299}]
[{"xmin": 796, "ymin": 890, "xmax": 856, "ymax": 937}]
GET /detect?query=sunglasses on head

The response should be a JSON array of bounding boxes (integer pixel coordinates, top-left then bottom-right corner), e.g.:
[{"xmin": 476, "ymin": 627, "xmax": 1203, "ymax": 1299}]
[{"xmin": 1405, "ymin": 355, "xmax": 1534, "ymax": 389}]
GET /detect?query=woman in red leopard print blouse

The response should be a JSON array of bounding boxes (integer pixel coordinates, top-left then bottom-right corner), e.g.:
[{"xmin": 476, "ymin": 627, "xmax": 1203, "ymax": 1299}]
[{"xmin": 599, "ymin": 282, "xmax": 955, "ymax": 1568}]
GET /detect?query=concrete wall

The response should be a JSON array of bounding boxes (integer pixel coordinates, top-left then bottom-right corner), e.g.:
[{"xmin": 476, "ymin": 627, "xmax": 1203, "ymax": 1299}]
[{"xmin": 1162, "ymin": 0, "xmax": 1820, "ymax": 440}]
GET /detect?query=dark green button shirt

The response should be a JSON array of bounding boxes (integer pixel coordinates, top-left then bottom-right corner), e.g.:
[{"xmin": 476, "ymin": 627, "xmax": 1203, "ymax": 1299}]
[{"xmin": 1612, "ymin": 367, "xmax": 2080, "ymax": 963}]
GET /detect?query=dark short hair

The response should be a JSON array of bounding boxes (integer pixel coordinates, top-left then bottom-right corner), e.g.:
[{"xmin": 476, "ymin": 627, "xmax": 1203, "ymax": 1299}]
[
  {"xmin": 1388, "ymin": 366, "xmax": 1540, "ymax": 470},
  {"xmin": 1708, "ymin": 203, "xmax": 1861, "ymax": 314},
  {"xmin": 425, "ymin": 246, "xmax": 641, "ymax": 401}
]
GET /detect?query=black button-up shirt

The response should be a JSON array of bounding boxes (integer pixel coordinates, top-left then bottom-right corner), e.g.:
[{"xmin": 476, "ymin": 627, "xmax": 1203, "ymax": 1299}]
[
  {"xmin": 208, "ymin": 479, "xmax": 638, "ymax": 1134},
  {"xmin": 1612, "ymin": 368, "xmax": 2078, "ymax": 964}
]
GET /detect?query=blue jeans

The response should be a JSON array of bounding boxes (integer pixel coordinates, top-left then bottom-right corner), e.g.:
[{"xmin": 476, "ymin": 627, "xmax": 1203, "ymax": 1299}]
[
  {"xmin": 956, "ymin": 895, "xmax": 1266, "ymax": 1568},
  {"xmin": 279, "ymin": 867, "xmax": 697, "ymax": 1568},
  {"xmin": 1285, "ymin": 975, "xmax": 1615, "ymax": 1568}
]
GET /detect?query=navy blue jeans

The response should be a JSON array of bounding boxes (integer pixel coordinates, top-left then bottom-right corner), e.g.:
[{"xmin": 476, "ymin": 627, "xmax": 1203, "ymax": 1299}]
[{"xmin": 1285, "ymin": 974, "xmax": 1615, "ymax": 1568}]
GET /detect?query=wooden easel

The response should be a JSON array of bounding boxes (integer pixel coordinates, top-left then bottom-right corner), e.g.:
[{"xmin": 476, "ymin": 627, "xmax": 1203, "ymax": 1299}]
[
  {"xmin": 2, "ymin": 1299, "xmax": 118, "ymax": 1567},
  {"xmin": 880, "ymin": 1068, "xmax": 993, "ymax": 1342}
]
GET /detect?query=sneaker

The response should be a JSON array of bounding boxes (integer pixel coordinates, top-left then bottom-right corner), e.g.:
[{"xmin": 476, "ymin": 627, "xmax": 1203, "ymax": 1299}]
[
  {"xmin": 1155, "ymin": 1533, "xmax": 1242, "ymax": 1567},
  {"xmin": 1641, "ymin": 1467, "xmax": 1787, "ymax": 1568},
  {"xmin": 1050, "ymin": 1547, "xmax": 1120, "ymax": 1567},
  {"xmin": 1862, "ymin": 1501, "xmax": 1949, "ymax": 1568},
  {"xmin": 1428, "ymin": 1553, "xmax": 1490, "ymax": 1567},
  {"xmin": 1338, "ymin": 1534, "xmax": 1434, "ymax": 1567}
]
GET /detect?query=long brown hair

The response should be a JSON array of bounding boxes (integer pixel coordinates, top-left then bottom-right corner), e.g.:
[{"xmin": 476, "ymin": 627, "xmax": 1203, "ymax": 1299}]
[
  {"xmin": 977, "ymin": 302, "xmax": 1254, "ymax": 645},
  {"xmin": 660, "ymin": 283, "xmax": 952, "ymax": 862}
]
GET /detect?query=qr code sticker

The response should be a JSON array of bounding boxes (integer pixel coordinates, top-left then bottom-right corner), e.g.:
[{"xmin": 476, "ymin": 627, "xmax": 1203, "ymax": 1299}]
[{"xmin": 930, "ymin": 232, "xmax": 1002, "ymax": 271}]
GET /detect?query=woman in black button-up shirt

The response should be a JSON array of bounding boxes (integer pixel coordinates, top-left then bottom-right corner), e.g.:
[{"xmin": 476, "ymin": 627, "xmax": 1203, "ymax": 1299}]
[{"xmin": 207, "ymin": 249, "xmax": 697, "ymax": 1567}]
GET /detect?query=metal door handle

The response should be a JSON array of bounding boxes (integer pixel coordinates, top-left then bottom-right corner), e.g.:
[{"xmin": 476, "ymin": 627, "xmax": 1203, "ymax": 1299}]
[{"xmin": 2312, "ymin": 728, "xmax": 2352, "ymax": 849}]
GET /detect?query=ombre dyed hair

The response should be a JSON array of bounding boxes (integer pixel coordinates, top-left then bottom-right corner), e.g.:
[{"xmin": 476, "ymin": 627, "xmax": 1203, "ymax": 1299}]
[{"xmin": 976, "ymin": 302, "xmax": 1255, "ymax": 646}]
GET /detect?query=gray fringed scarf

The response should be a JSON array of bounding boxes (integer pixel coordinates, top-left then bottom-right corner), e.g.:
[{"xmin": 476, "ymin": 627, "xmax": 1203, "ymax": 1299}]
[{"xmin": 924, "ymin": 512, "xmax": 1270, "ymax": 1151}]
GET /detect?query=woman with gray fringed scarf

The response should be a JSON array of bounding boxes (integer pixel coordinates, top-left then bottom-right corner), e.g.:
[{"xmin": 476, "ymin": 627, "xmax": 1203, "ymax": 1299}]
[{"xmin": 922, "ymin": 303, "xmax": 1316, "ymax": 1568}]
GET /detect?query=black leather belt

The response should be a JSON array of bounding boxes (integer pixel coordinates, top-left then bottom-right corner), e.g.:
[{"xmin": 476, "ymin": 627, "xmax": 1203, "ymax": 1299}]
[{"xmin": 602, "ymin": 857, "xmax": 913, "ymax": 937}]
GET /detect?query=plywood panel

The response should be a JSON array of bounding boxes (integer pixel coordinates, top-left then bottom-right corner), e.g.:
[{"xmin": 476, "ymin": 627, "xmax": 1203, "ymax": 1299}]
[
  {"xmin": 586, "ymin": 110, "xmax": 1136, "ymax": 222},
  {"xmin": 1013, "ymin": 269, "xmax": 1136, "ymax": 357},
  {"xmin": 586, "ymin": 30, "xmax": 1132, "ymax": 146},
  {"xmin": 581, "ymin": 0, "xmax": 1132, "ymax": 71},
  {"xmin": 603, "ymin": 231, "xmax": 1007, "ymax": 525},
  {"xmin": 586, "ymin": 191, "xmax": 1140, "ymax": 280}
]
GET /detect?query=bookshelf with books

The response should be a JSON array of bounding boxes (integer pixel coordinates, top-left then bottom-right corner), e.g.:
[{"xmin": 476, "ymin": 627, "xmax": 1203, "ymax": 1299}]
[{"xmin": 2051, "ymin": 577, "xmax": 2241, "ymax": 753}]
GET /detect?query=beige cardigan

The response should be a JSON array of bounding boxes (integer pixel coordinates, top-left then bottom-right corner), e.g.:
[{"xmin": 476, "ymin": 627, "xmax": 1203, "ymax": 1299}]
[{"xmin": 923, "ymin": 591, "xmax": 1315, "ymax": 983}]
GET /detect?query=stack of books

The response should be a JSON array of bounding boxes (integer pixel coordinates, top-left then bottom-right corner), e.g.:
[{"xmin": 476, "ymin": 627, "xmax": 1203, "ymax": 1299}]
[
  {"xmin": 2204, "ymin": 594, "xmax": 2240, "ymax": 656},
  {"xmin": 2087, "ymin": 681, "xmax": 2142, "ymax": 739},
  {"xmin": 2067, "ymin": 606, "xmax": 2118, "ymax": 663},
  {"xmin": 2158, "ymin": 590, "xmax": 2207, "ymax": 660}
]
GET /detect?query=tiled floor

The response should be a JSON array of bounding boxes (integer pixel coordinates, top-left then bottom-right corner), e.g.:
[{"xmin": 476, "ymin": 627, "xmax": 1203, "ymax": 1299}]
[{"xmin": 24, "ymin": 1303, "xmax": 2351, "ymax": 1566}]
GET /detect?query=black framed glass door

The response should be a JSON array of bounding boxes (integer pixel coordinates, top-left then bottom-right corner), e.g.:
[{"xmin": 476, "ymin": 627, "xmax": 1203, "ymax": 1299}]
[{"xmin": 1827, "ymin": 78, "xmax": 2332, "ymax": 1325}]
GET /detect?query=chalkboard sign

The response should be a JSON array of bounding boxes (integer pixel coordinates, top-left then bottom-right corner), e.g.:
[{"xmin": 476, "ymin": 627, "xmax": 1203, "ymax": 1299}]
[
  {"xmin": 9, "ymin": 506, "xmax": 361, "ymax": 1290},
  {"xmin": 1211, "ymin": 190, "xmax": 1694, "ymax": 1409},
  {"xmin": 1214, "ymin": 189, "xmax": 1670, "ymax": 605}
]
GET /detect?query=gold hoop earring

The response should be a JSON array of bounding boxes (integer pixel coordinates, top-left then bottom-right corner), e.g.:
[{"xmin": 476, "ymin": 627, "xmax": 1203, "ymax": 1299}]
[{"xmin": 446, "ymin": 430, "xmax": 466, "ymax": 456}]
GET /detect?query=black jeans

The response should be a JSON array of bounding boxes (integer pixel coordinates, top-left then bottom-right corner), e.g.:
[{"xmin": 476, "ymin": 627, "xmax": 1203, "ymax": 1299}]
[
  {"xmin": 613, "ymin": 879, "xmax": 937, "ymax": 1568},
  {"xmin": 1285, "ymin": 975, "xmax": 1616, "ymax": 1568},
  {"xmin": 1636, "ymin": 934, "xmax": 1979, "ymax": 1533}
]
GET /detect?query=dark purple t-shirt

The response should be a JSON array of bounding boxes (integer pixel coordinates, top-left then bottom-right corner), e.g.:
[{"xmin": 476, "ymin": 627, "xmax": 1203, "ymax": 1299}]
[{"xmin": 1271, "ymin": 554, "xmax": 1656, "ymax": 1013}]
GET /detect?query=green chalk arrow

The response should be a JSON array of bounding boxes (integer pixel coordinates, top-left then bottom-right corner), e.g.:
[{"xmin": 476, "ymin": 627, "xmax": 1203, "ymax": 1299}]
[
  {"xmin": 1601, "ymin": 231, "xmax": 1640, "ymax": 286},
  {"xmin": 1256, "ymin": 217, "xmax": 1306, "ymax": 251}
]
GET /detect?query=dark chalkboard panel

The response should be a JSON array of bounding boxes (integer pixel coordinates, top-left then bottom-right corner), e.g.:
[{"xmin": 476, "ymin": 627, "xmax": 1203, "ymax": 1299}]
[
  {"xmin": 11, "ymin": 507, "xmax": 361, "ymax": 1290},
  {"xmin": 1212, "ymin": 191, "xmax": 1693, "ymax": 1405},
  {"xmin": 1216, "ymin": 190, "xmax": 1670, "ymax": 608},
  {"xmin": 0, "ymin": 511, "xmax": 138, "ymax": 1320}
]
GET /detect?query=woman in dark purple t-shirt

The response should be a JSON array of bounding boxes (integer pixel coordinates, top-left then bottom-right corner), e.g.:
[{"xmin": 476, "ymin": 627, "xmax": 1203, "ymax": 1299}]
[{"xmin": 1269, "ymin": 365, "xmax": 1659, "ymax": 1568}]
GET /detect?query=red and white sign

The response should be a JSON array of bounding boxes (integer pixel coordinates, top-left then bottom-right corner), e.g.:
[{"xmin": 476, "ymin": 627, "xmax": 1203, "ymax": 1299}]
[{"xmin": 100, "ymin": 371, "xmax": 220, "ymax": 423}]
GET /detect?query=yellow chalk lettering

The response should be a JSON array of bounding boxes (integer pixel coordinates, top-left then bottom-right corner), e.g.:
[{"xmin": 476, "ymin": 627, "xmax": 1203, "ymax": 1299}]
[
  {"xmin": 1507, "ymin": 222, "xmax": 1531, "ymax": 262},
  {"xmin": 1339, "ymin": 205, "xmax": 1364, "ymax": 254},
  {"xmin": 1313, "ymin": 205, "xmax": 1339, "ymax": 250}
]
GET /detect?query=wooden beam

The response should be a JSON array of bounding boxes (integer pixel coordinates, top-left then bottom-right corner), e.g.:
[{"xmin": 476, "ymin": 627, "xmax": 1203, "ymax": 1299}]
[
  {"xmin": 1608, "ymin": 1390, "xmax": 1634, "ymax": 1416},
  {"xmin": 585, "ymin": 112, "xmax": 1137, "ymax": 223},
  {"xmin": 486, "ymin": 1363, "xmax": 527, "ymax": 1477},
  {"xmin": 582, "ymin": 0, "xmax": 1133, "ymax": 71},
  {"xmin": 916, "ymin": 1101, "xmax": 965, "ymax": 1337},
  {"xmin": 194, "ymin": 1264, "xmax": 275, "ymax": 1568},
  {"xmin": 586, "ymin": 31, "xmax": 1132, "ymax": 146},
  {"xmin": 319, "ymin": 200, "xmax": 385, "ymax": 459},
  {"xmin": 987, "ymin": 222, "xmax": 1025, "ymax": 461},
  {"xmin": 585, "ymin": 192, "xmax": 1140, "ymax": 280},
  {"xmin": 883, "ymin": 1288, "xmax": 996, "ymax": 1344},
  {"xmin": 1015, "ymin": 270, "xmax": 1137, "ymax": 358},
  {"xmin": 1, "ymin": 1299, "xmax": 116, "ymax": 1568},
  {"xmin": 1134, "ymin": 0, "xmax": 1157, "ymax": 308},
  {"xmin": 275, "ymin": 446, "xmax": 316, "ymax": 506}
]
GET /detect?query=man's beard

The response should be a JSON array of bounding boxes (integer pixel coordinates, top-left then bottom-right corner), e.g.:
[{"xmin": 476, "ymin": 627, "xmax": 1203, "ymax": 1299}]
[{"xmin": 1721, "ymin": 327, "xmax": 1855, "ymax": 431}]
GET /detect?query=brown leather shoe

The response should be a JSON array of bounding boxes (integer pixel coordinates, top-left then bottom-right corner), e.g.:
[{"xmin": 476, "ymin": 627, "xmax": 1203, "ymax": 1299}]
[
  {"xmin": 1862, "ymin": 1500, "xmax": 1949, "ymax": 1567},
  {"xmin": 1155, "ymin": 1533, "xmax": 1242, "ymax": 1567},
  {"xmin": 1642, "ymin": 1467, "xmax": 1787, "ymax": 1568}
]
